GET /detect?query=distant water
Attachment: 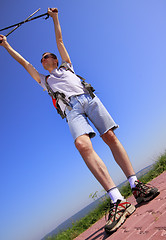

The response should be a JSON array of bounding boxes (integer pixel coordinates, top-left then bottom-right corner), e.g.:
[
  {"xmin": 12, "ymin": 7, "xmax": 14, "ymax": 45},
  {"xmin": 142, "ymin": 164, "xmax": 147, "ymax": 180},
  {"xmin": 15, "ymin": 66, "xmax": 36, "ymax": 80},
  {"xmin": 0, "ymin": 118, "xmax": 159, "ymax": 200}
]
[{"xmin": 41, "ymin": 164, "xmax": 154, "ymax": 240}]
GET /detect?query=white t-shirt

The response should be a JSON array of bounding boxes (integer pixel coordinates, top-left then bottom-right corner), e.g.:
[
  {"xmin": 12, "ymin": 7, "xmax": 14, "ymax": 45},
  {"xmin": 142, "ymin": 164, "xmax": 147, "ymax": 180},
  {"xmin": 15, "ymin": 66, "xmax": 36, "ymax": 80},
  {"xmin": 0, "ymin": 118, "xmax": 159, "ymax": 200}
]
[{"xmin": 39, "ymin": 62, "xmax": 86, "ymax": 100}]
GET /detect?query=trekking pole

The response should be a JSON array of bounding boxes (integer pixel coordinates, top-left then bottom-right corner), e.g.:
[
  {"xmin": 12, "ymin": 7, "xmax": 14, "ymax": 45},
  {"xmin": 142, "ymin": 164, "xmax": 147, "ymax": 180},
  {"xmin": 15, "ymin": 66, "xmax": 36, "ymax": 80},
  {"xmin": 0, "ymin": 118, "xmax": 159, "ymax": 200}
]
[{"xmin": 0, "ymin": 8, "xmax": 49, "ymax": 43}]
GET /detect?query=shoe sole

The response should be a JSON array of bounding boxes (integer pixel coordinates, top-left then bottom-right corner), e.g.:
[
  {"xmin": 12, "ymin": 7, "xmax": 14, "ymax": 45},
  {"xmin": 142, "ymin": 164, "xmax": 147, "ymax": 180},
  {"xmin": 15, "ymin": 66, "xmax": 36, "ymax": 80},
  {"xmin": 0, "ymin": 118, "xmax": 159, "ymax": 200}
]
[
  {"xmin": 136, "ymin": 190, "xmax": 160, "ymax": 204},
  {"xmin": 105, "ymin": 204, "xmax": 136, "ymax": 233}
]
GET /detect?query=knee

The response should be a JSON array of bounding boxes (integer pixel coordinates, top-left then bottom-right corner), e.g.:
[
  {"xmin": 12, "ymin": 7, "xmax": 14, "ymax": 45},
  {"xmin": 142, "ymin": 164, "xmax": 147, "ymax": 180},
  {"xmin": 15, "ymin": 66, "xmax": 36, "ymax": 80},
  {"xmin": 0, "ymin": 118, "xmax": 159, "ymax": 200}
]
[
  {"xmin": 75, "ymin": 136, "xmax": 93, "ymax": 154},
  {"xmin": 102, "ymin": 129, "xmax": 118, "ymax": 145}
]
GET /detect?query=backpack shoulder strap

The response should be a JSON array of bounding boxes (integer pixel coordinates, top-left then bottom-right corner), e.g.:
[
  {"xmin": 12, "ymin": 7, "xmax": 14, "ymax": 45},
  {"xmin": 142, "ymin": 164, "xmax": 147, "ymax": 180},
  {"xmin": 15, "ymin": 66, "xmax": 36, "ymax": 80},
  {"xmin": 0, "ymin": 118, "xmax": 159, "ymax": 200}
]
[
  {"xmin": 59, "ymin": 62, "xmax": 95, "ymax": 98},
  {"xmin": 45, "ymin": 75, "xmax": 56, "ymax": 99},
  {"xmin": 59, "ymin": 62, "xmax": 86, "ymax": 81},
  {"xmin": 44, "ymin": 75, "xmax": 72, "ymax": 119}
]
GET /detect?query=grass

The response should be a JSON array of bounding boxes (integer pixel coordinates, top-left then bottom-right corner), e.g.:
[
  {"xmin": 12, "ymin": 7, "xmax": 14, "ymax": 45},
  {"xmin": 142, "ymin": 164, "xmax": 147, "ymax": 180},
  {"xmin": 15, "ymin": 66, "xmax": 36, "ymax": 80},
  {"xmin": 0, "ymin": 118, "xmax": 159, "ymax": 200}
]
[{"xmin": 46, "ymin": 151, "xmax": 166, "ymax": 240}]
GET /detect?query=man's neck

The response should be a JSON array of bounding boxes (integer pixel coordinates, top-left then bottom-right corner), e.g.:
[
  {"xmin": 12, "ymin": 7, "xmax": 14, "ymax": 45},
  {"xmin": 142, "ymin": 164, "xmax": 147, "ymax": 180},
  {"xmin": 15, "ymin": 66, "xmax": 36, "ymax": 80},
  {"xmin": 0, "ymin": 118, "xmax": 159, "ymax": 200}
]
[{"xmin": 48, "ymin": 66, "xmax": 58, "ymax": 73}]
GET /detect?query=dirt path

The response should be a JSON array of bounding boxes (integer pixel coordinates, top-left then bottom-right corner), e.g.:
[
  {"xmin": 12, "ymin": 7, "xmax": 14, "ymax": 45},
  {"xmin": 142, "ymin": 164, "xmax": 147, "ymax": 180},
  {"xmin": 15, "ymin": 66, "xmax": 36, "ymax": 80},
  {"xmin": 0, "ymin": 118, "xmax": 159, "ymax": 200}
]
[{"xmin": 75, "ymin": 171, "xmax": 166, "ymax": 240}]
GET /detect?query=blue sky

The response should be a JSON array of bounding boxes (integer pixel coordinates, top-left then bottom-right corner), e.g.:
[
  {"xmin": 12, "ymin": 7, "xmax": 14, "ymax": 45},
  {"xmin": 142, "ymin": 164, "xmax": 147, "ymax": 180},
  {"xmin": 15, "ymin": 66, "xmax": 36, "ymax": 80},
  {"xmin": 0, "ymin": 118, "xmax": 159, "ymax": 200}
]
[{"xmin": 0, "ymin": 1, "xmax": 166, "ymax": 240}]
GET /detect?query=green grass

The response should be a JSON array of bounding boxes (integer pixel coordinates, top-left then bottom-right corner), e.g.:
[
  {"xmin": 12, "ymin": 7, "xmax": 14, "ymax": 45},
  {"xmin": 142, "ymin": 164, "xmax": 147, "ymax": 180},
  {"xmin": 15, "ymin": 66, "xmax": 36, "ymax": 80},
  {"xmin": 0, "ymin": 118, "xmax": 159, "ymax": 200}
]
[{"xmin": 46, "ymin": 151, "xmax": 166, "ymax": 240}]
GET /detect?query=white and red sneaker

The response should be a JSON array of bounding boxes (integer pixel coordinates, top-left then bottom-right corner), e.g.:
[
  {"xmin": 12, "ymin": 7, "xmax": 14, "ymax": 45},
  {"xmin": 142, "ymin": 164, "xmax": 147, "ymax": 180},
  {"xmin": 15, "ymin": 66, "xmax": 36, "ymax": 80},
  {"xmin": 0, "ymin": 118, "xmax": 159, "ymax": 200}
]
[{"xmin": 105, "ymin": 199, "xmax": 136, "ymax": 233}]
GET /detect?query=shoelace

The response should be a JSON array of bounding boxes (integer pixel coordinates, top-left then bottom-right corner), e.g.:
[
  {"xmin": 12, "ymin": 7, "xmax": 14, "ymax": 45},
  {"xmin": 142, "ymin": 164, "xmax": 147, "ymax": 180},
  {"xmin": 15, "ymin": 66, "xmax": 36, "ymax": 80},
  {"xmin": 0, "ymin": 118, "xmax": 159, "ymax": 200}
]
[
  {"xmin": 135, "ymin": 181, "xmax": 151, "ymax": 193},
  {"xmin": 105, "ymin": 200, "xmax": 121, "ymax": 221}
]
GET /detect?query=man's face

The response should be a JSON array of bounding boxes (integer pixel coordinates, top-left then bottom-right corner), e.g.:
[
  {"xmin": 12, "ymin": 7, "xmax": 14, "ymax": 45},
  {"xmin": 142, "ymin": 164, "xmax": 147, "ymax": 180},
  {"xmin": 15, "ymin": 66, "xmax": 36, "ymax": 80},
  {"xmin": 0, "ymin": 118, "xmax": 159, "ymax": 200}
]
[{"xmin": 41, "ymin": 53, "xmax": 58, "ymax": 70}]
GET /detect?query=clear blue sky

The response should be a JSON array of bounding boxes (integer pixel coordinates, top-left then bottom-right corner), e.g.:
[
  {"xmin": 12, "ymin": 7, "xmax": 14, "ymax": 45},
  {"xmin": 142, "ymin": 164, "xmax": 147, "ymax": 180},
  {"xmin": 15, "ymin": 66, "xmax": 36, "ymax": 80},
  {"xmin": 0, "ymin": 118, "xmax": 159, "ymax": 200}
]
[{"xmin": 0, "ymin": 1, "xmax": 166, "ymax": 240}]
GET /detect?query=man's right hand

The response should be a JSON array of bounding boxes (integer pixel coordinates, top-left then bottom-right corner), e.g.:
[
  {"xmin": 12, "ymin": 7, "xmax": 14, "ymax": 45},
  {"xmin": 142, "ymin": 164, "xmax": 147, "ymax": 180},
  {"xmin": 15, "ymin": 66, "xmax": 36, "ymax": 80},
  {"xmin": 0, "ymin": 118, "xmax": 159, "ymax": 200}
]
[{"xmin": 0, "ymin": 35, "xmax": 7, "ymax": 45}]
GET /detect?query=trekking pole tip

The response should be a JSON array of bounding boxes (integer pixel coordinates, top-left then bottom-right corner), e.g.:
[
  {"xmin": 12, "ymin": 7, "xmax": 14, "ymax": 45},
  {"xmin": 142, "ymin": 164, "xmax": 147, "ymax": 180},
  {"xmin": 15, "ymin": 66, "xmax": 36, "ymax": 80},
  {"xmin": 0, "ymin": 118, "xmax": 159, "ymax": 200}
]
[{"xmin": 34, "ymin": 8, "xmax": 41, "ymax": 15}]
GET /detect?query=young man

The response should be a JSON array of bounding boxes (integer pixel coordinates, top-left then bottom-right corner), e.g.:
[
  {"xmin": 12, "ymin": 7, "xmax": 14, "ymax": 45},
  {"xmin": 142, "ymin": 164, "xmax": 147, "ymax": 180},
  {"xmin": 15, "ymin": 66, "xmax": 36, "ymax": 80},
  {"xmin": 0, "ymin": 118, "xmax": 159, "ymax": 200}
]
[{"xmin": 0, "ymin": 7, "xmax": 159, "ymax": 233}]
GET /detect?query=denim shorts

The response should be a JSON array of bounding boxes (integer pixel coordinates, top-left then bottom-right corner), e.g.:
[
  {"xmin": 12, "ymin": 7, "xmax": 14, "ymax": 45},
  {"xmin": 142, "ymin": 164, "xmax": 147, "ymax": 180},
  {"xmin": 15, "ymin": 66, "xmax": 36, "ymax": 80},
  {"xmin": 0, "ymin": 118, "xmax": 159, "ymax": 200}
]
[{"xmin": 65, "ymin": 93, "xmax": 119, "ymax": 141}]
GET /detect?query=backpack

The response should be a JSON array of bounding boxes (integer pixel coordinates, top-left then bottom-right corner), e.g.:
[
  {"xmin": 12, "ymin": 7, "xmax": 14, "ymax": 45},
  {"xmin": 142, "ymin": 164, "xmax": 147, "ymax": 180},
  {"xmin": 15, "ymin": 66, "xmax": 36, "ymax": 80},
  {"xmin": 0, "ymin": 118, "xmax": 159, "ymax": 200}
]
[{"xmin": 45, "ymin": 62, "xmax": 95, "ymax": 119}]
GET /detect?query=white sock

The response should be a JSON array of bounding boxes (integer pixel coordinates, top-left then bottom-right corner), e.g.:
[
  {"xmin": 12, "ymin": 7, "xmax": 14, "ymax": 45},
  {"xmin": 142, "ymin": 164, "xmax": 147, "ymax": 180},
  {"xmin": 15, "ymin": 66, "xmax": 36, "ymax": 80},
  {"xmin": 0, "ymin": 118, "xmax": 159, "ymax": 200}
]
[
  {"xmin": 107, "ymin": 187, "xmax": 124, "ymax": 203},
  {"xmin": 128, "ymin": 175, "xmax": 138, "ymax": 189}
]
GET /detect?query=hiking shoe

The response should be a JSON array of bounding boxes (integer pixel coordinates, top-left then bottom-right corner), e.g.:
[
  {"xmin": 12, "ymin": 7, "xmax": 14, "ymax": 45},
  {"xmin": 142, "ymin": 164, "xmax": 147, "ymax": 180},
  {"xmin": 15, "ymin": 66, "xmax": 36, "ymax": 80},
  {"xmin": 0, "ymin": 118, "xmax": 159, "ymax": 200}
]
[
  {"xmin": 105, "ymin": 199, "xmax": 136, "ymax": 233},
  {"xmin": 132, "ymin": 180, "xmax": 160, "ymax": 204}
]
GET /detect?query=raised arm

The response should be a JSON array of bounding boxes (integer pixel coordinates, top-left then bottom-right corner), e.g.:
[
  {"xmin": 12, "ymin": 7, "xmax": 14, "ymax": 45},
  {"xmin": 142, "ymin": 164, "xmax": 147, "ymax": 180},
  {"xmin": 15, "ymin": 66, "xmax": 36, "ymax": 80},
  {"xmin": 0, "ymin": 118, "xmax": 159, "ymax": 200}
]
[
  {"xmin": 48, "ymin": 8, "xmax": 71, "ymax": 64},
  {"xmin": 0, "ymin": 35, "xmax": 41, "ymax": 83}
]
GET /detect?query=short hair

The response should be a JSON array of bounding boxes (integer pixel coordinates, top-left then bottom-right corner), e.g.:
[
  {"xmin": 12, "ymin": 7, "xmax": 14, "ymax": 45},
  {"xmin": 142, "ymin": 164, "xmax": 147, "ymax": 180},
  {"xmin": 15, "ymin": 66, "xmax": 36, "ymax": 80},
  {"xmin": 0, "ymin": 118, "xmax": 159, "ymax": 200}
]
[{"xmin": 42, "ymin": 52, "xmax": 59, "ymax": 66}]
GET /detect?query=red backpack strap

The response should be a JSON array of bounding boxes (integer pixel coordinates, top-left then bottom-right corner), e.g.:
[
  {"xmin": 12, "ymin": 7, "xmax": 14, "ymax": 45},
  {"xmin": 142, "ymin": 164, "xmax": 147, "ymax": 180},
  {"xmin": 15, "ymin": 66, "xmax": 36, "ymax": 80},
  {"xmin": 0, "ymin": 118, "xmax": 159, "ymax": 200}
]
[
  {"xmin": 45, "ymin": 75, "xmax": 57, "ymax": 109},
  {"xmin": 44, "ymin": 75, "xmax": 72, "ymax": 119},
  {"xmin": 51, "ymin": 97, "xmax": 57, "ymax": 109}
]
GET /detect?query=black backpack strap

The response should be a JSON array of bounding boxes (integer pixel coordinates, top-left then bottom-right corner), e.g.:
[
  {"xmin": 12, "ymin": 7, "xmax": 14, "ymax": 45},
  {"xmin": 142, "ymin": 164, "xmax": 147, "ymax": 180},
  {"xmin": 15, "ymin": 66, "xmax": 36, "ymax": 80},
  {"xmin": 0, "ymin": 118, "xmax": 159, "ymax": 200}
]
[
  {"xmin": 59, "ymin": 62, "xmax": 95, "ymax": 99},
  {"xmin": 59, "ymin": 62, "xmax": 86, "ymax": 81},
  {"xmin": 44, "ymin": 75, "xmax": 72, "ymax": 119},
  {"xmin": 45, "ymin": 75, "xmax": 56, "ymax": 99}
]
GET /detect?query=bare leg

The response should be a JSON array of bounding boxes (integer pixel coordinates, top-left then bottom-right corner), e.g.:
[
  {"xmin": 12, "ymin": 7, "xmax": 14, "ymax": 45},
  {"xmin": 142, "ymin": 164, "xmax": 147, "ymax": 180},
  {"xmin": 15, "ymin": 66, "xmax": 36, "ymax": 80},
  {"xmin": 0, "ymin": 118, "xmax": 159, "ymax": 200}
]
[
  {"xmin": 75, "ymin": 134, "xmax": 116, "ymax": 191},
  {"xmin": 102, "ymin": 129, "xmax": 135, "ymax": 178}
]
